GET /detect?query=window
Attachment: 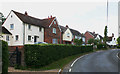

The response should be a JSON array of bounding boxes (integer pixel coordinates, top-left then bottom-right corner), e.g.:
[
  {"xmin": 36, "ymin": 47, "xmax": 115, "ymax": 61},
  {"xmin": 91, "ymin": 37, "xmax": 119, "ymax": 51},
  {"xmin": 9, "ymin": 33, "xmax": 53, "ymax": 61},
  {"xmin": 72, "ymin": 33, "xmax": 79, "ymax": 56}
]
[
  {"xmin": 15, "ymin": 35, "xmax": 19, "ymax": 41},
  {"xmin": 6, "ymin": 36, "xmax": 9, "ymax": 41},
  {"xmin": 39, "ymin": 27, "xmax": 42, "ymax": 32},
  {"xmin": 53, "ymin": 28, "xmax": 56, "ymax": 34},
  {"xmin": 54, "ymin": 21, "xmax": 56, "ymax": 24},
  {"xmin": 10, "ymin": 24, "xmax": 14, "ymax": 29},
  {"xmin": 67, "ymin": 33, "xmax": 70, "ymax": 37},
  {"xmin": 28, "ymin": 24, "xmax": 31, "ymax": 30},
  {"xmin": 28, "ymin": 36, "xmax": 31, "ymax": 41},
  {"xmin": 52, "ymin": 39, "xmax": 58, "ymax": 44}
]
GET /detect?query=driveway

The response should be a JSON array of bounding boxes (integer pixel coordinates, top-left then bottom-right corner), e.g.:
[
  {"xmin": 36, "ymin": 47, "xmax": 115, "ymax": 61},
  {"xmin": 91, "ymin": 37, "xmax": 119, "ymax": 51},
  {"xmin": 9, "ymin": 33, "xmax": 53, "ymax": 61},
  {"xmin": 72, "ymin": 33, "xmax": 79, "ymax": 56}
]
[{"xmin": 63, "ymin": 49, "xmax": 120, "ymax": 72}]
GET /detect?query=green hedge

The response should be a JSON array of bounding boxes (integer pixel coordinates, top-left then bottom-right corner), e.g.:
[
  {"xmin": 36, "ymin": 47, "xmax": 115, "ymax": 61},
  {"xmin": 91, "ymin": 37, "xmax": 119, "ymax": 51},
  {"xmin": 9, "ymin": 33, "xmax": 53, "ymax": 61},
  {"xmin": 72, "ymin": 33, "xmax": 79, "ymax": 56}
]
[
  {"xmin": 24, "ymin": 44, "xmax": 93, "ymax": 68},
  {"xmin": 2, "ymin": 40, "xmax": 9, "ymax": 74},
  {"xmin": 97, "ymin": 43, "xmax": 107, "ymax": 49}
]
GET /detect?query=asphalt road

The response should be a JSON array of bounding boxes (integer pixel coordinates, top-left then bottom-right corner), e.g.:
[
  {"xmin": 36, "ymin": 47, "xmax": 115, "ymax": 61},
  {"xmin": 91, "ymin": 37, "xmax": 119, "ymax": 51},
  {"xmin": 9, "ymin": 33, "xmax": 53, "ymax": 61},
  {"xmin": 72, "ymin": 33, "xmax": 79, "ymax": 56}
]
[{"xmin": 63, "ymin": 49, "xmax": 120, "ymax": 72}]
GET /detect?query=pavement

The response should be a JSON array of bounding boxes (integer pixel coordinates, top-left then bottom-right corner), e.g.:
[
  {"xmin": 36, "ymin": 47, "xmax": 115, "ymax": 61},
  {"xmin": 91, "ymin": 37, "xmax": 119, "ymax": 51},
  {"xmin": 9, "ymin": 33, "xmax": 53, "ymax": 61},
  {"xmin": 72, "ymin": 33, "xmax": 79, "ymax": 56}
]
[{"xmin": 62, "ymin": 49, "xmax": 120, "ymax": 72}]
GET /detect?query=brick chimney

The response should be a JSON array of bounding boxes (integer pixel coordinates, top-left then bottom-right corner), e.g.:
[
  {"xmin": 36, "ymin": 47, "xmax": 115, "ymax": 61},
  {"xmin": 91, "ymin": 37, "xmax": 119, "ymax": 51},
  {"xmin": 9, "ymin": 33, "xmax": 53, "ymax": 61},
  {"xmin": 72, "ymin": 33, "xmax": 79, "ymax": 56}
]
[
  {"xmin": 25, "ymin": 11, "xmax": 28, "ymax": 15},
  {"xmin": 50, "ymin": 15, "xmax": 52, "ymax": 18},
  {"xmin": 93, "ymin": 31, "xmax": 95, "ymax": 34},
  {"xmin": 66, "ymin": 25, "xmax": 69, "ymax": 28}
]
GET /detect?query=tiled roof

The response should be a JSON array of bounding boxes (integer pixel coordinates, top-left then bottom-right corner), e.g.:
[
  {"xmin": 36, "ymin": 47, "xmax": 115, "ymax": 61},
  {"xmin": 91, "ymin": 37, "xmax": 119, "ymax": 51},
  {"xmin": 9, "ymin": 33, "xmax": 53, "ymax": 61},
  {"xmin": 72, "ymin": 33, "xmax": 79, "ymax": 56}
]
[
  {"xmin": 12, "ymin": 10, "xmax": 55, "ymax": 28},
  {"xmin": 87, "ymin": 31, "xmax": 103, "ymax": 39},
  {"xmin": 59, "ymin": 25, "xmax": 84, "ymax": 37},
  {"xmin": 2, "ymin": 27, "xmax": 12, "ymax": 35}
]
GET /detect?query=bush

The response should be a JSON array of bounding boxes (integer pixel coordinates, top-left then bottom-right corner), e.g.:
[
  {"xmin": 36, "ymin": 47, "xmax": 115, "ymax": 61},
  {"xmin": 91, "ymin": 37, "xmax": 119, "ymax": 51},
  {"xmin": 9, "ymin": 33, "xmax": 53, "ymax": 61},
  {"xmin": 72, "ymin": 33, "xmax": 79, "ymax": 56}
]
[
  {"xmin": 97, "ymin": 43, "xmax": 107, "ymax": 49},
  {"xmin": 24, "ymin": 44, "xmax": 93, "ymax": 68},
  {"xmin": 2, "ymin": 40, "xmax": 9, "ymax": 74}
]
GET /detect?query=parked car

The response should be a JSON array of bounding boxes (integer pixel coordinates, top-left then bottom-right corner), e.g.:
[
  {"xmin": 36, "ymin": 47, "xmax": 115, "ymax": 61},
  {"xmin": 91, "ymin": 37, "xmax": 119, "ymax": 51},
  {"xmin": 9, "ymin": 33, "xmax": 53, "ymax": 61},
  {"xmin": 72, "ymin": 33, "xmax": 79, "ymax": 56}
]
[{"xmin": 34, "ymin": 42, "xmax": 48, "ymax": 44}]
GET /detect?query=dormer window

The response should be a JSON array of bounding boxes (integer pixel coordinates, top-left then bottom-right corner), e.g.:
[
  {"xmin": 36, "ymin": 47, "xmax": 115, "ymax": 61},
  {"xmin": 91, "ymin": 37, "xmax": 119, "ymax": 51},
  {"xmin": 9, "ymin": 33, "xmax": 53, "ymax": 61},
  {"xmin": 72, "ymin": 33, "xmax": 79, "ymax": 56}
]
[
  {"xmin": 28, "ymin": 24, "xmax": 31, "ymax": 30},
  {"xmin": 53, "ymin": 28, "xmax": 56, "ymax": 34}
]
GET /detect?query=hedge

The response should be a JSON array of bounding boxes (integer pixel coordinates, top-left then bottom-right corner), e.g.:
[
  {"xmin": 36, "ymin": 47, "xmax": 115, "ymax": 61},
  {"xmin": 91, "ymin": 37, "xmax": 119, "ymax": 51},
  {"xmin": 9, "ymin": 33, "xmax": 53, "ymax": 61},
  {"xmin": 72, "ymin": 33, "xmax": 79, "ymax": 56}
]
[
  {"xmin": 24, "ymin": 44, "xmax": 93, "ymax": 68},
  {"xmin": 97, "ymin": 43, "xmax": 107, "ymax": 49},
  {"xmin": 2, "ymin": 40, "xmax": 9, "ymax": 74}
]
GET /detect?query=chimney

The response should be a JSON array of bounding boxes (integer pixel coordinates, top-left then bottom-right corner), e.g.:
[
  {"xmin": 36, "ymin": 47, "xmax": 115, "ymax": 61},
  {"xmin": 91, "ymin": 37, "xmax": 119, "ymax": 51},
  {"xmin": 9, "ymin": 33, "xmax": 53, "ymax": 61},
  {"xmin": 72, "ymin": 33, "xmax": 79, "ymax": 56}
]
[
  {"xmin": 93, "ymin": 31, "xmax": 95, "ymax": 34},
  {"xmin": 112, "ymin": 33, "xmax": 114, "ymax": 37},
  {"xmin": 50, "ymin": 15, "xmax": 52, "ymax": 18},
  {"xmin": 66, "ymin": 25, "xmax": 69, "ymax": 28},
  {"xmin": 25, "ymin": 11, "xmax": 28, "ymax": 15},
  {"xmin": 48, "ymin": 16, "xmax": 49, "ymax": 19}
]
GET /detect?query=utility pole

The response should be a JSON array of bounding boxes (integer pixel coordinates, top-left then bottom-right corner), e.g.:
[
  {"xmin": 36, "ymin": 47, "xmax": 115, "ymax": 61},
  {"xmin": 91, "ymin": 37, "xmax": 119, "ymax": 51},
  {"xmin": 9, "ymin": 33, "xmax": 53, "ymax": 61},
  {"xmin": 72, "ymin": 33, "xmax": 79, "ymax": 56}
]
[{"xmin": 107, "ymin": 0, "xmax": 108, "ymax": 26}]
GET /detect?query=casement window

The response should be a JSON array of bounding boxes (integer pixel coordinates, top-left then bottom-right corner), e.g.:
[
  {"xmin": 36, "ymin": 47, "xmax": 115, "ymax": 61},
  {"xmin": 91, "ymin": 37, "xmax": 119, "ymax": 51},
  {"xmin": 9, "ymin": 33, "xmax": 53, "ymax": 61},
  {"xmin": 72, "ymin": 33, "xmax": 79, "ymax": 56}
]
[
  {"xmin": 28, "ymin": 36, "xmax": 31, "ymax": 41},
  {"xmin": 28, "ymin": 24, "xmax": 31, "ymax": 30},
  {"xmin": 39, "ymin": 27, "xmax": 42, "ymax": 32},
  {"xmin": 52, "ymin": 39, "xmax": 58, "ymax": 44},
  {"xmin": 6, "ymin": 35, "xmax": 9, "ymax": 41},
  {"xmin": 15, "ymin": 35, "xmax": 19, "ymax": 41},
  {"xmin": 67, "ymin": 33, "xmax": 70, "ymax": 37},
  {"xmin": 10, "ymin": 24, "xmax": 14, "ymax": 29},
  {"xmin": 53, "ymin": 28, "xmax": 56, "ymax": 34},
  {"xmin": 54, "ymin": 21, "xmax": 56, "ymax": 24}
]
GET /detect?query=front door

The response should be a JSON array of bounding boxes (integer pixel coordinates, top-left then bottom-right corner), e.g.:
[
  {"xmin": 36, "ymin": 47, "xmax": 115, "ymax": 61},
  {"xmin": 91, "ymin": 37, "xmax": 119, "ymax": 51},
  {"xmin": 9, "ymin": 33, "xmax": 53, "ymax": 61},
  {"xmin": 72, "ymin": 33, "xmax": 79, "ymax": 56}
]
[{"xmin": 34, "ymin": 36, "xmax": 38, "ymax": 42}]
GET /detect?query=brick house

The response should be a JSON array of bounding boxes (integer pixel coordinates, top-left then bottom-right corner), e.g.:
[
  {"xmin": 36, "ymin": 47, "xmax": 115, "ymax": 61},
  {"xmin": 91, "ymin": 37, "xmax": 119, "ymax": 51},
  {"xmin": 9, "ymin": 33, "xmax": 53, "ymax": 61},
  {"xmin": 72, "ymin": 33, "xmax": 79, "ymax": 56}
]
[
  {"xmin": 84, "ymin": 31, "xmax": 103, "ymax": 44},
  {"xmin": 60, "ymin": 25, "xmax": 85, "ymax": 45},
  {"xmin": 41, "ymin": 16, "xmax": 61, "ymax": 44}
]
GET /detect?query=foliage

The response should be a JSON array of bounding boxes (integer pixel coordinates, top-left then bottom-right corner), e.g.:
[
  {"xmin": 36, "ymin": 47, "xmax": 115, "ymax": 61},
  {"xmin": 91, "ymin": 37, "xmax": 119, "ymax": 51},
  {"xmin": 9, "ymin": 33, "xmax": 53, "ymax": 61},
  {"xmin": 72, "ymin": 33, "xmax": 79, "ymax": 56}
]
[
  {"xmin": 2, "ymin": 40, "xmax": 9, "ymax": 74},
  {"xmin": 104, "ymin": 26, "xmax": 108, "ymax": 44},
  {"xmin": 24, "ymin": 44, "xmax": 93, "ymax": 68},
  {"xmin": 74, "ymin": 38, "xmax": 83, "ymax": 45},
  {"xmin": 0, "ymin": 12, "xmax": 6, "ymax": 25},
  {"xmin": 88, "ymin": 38, "xmax": 99, "ymax": 45},
  {"xmin": 97, "ymin": 43, "xmax": 107, "ymax": 49},
  {"xmin": 117, "ymin": 36, "xmax": 120, "ymax": 45}
]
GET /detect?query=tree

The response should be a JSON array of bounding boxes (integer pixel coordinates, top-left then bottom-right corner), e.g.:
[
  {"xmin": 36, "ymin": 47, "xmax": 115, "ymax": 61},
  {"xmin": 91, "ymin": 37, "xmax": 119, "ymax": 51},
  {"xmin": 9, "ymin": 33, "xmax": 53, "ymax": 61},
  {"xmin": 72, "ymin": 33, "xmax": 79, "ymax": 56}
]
[
  {"xmin": 74, "ymin": 38, "xmax": 83, "ymax": 45},
  {"xmin": 88, "ymin": 38, "xmax": 94, "ymax": 45},
  {"xmin": 0, "ymin": 12, "xmax": 6, "ymax": 25},
  {"xmin": 88, "ymin": 38, "xmax": 99, "ymax": 45},
  {"xmin": 104, "ymin": 26, "xmax": 108, "ymax": 44},
  {"xmin": 117, "ymin": 36, "xmax": 120, "ymax": 45}
]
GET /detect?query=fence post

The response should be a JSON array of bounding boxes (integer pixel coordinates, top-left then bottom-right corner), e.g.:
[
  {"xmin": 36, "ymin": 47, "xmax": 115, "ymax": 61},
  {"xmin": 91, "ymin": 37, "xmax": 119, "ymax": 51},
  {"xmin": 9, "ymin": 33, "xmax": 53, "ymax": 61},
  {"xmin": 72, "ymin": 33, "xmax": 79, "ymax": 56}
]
[{"xmin": 16, "ymin": 47, "xmax": 21, "ymax": 66}]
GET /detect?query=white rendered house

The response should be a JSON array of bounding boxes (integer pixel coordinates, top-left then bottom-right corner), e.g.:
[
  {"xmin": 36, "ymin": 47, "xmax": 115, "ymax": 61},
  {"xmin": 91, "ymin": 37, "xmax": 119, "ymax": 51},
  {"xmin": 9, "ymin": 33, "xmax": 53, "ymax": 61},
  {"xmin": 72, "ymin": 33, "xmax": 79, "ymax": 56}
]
[{"xmin": 2, "ymin": 10, "xmax": 44, "ymax": 46}]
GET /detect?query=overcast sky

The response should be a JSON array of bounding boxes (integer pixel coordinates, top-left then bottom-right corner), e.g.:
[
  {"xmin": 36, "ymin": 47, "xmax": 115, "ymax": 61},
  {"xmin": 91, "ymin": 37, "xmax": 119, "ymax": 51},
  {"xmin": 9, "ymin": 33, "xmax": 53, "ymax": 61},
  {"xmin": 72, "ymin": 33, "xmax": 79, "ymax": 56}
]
[{"xmin": 0, "ymin": 0, "xmax": 119, "ymax": 38}]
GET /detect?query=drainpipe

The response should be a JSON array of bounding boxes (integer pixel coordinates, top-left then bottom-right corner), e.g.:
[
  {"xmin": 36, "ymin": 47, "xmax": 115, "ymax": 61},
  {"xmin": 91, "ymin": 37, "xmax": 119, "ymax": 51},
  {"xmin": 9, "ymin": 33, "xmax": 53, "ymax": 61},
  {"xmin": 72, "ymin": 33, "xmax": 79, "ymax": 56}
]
[{"xmin": 23, "ymin": 23, "xmax": 25, "ymax": 45}]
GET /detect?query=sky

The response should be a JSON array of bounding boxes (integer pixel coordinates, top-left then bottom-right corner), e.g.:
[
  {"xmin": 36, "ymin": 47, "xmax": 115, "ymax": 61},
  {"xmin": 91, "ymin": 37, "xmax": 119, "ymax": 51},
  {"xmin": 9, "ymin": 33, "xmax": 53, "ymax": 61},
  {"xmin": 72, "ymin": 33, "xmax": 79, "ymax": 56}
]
[{"xmin": 0, "ymin": 0, "xmax": 119, "ymax": 38}]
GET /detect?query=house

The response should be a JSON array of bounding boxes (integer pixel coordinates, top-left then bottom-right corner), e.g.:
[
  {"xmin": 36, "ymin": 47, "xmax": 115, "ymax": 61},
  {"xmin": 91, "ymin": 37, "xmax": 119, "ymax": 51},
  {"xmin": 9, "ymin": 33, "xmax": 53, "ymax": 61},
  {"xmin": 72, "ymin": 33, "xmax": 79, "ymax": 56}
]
[
  {"xmin": 0, "ymin": 27, "xmax": 12, "ymax": 46},
  {"xmin": 106, "ymin": 33, "xmax": 116, "ymax": 45},
  {"xmin": 42, "ymin": 16, "xmax": 61, "ymax": 44},
  {"xmin": 2, "ymin": 10, "xmax": 45, "ymax": 47},
  {"xmin": 59, "ymin": 25, "xmax": 85, "ymax": 45},
  {"xmin": 84, "ymin": 31, "xmax": 103, "ymax": 44}
]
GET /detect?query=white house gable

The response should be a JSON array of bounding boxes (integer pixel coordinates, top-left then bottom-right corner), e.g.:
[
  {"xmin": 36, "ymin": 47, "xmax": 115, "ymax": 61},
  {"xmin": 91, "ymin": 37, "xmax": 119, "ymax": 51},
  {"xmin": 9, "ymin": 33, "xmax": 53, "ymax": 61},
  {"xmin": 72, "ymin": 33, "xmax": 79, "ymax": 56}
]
[{"xmin": 63, "ymin": 28, "xmax": 73, "ymax": 41}]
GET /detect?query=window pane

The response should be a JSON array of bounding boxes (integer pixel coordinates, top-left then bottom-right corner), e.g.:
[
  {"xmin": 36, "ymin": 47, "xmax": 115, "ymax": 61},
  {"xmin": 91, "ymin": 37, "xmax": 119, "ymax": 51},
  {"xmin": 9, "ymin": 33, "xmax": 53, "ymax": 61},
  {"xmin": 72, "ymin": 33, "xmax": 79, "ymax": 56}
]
[
  {"xmin": 6, "ymin": 36, "xmax": 9, "ymax": 41},
  {"xmin": 28, "ymin": 24, "xmax": 31, "ymax": 29},
  {"xmin": 39, "ymin": 27, "xmax": 41, "ymax": 32},
  {"xmin": 16, "ymin": 35, "xmax": 18, "ymax": 40},
  {"xmin": 10, "ymin": 24, "xmax": 14, "ymax": 29},
  {"xmin": 28, "ymin": 36, "xmax": 31, "ymax": 41}
]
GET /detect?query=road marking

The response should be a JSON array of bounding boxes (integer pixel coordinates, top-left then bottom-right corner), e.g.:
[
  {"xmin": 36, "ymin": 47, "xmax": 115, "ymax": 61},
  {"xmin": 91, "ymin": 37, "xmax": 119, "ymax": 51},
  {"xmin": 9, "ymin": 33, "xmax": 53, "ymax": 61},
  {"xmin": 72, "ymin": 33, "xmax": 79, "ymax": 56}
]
[
  {"xmin": 58, "ymin": 69, "xmax": 61, "ymax": 74},
  {"xmin": 116, "ymin": 52, "xmax": 120, "ymax": 60},
  {"xmin": 69, "ymin": 68, "xmax": 71, "ymax": 72}
]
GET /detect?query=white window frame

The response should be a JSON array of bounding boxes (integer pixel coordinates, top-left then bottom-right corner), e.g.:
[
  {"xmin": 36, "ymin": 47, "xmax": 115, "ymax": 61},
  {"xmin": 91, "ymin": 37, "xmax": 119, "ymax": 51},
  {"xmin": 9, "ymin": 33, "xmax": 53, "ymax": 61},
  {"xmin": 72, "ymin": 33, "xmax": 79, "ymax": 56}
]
[
  {"xmin": 53, "ymin": 28, "xmax": 56, "ymax": 34},
  {"xmin": 67, "ymin": 33, "xmax": 70, "ymax": 37},
  {"xmin": 28, "ymin": 24, "xmax": 31, "ymax": 30},
  {"xmin": 28, "ymin": 35, "xmax": 31, "ymax": 41},
  {"xmin": 6, "ymin": 35, "xmax": 9, "ymax": 41},
  {"xmin": 52, "ymin": 38, "xmax": 58, "ymax": 44},
  {"xmin": 10, "ymin": 24, "xmax": 14, "ymax": 29},
  {"xmin": 15, "ymin": 35, "xmax": 19, "ymax": 41}
]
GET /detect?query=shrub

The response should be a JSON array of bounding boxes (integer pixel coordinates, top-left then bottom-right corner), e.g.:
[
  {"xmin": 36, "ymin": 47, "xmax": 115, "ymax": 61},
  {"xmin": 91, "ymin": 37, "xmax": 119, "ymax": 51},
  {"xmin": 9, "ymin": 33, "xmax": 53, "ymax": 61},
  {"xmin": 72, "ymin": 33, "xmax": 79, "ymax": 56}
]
[
  {"xmin": 24, "ymin": 44, "xmax": 93, "ymax": 68},
  {"xmin": 97, "ymin": 43, "xmax": 107, "ymax": 49},
  {"xmin": 2, "ymin": 40, "xmax": 9, "ymax": 74}
]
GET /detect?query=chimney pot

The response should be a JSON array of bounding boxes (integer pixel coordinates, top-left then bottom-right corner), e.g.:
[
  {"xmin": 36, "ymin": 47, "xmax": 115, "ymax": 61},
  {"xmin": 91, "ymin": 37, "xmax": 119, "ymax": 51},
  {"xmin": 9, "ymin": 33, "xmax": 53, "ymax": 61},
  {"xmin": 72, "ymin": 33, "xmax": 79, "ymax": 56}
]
[
  {"xmin": 25, "ymin": 11, "xmax": 28, "ymax": 15},
  {"xmin": 50, "ymin": 15, "xmax": 52, "ymax": 18},
  {"xmin": 66, "ymin": 25, "xmax": 69, "ymax": 28},
  {"xmin": 112, "ymin": 33, "xmax": 114, "ymax": 37}
]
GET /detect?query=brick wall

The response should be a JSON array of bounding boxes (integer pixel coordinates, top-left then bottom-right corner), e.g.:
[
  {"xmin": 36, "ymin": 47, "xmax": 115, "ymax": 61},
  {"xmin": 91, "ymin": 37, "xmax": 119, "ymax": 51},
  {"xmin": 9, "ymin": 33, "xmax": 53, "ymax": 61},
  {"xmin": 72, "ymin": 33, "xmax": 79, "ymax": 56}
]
[
  {"xmin": 84, "ymin": 32, "xmax": 94, "ymax": 44},
  {"xmin": 44, "ymin": 20, "xmax": 61, "ymax": 44}
]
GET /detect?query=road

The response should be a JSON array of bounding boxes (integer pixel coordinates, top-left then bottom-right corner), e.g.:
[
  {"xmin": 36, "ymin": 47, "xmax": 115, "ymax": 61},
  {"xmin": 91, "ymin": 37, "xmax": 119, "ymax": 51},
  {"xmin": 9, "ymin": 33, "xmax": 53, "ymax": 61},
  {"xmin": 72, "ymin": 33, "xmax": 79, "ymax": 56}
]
[
  {"xmin": 63, "ymin": 49, "xmax": 120, "ymax": 72},
  {"xmin": 0, "ymin": 59, "xmax": 2, "ymax": 74}
]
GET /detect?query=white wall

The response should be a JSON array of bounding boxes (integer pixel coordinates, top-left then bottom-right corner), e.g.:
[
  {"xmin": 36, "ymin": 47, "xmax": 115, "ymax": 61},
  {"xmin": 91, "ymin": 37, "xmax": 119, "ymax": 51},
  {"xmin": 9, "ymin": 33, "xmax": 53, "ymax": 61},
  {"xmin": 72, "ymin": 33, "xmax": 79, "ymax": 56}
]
[
  {"xmin": 119, "ymin": 24, "xmax": 120, "ymax": 37},
  {"xmin": 24, "ymin": 24, "xmax": 44, "ymax": 44},
  {"xmin": 0, "ymin": 34, "xmax": 12, "ymax": 46},
  {"xmin": 63, "ymin": 28, "xmax": 73, "ymax": 41},
  {"xmin": 2, "ymin": 11, "xmax": 24, "ymax": 46}
]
